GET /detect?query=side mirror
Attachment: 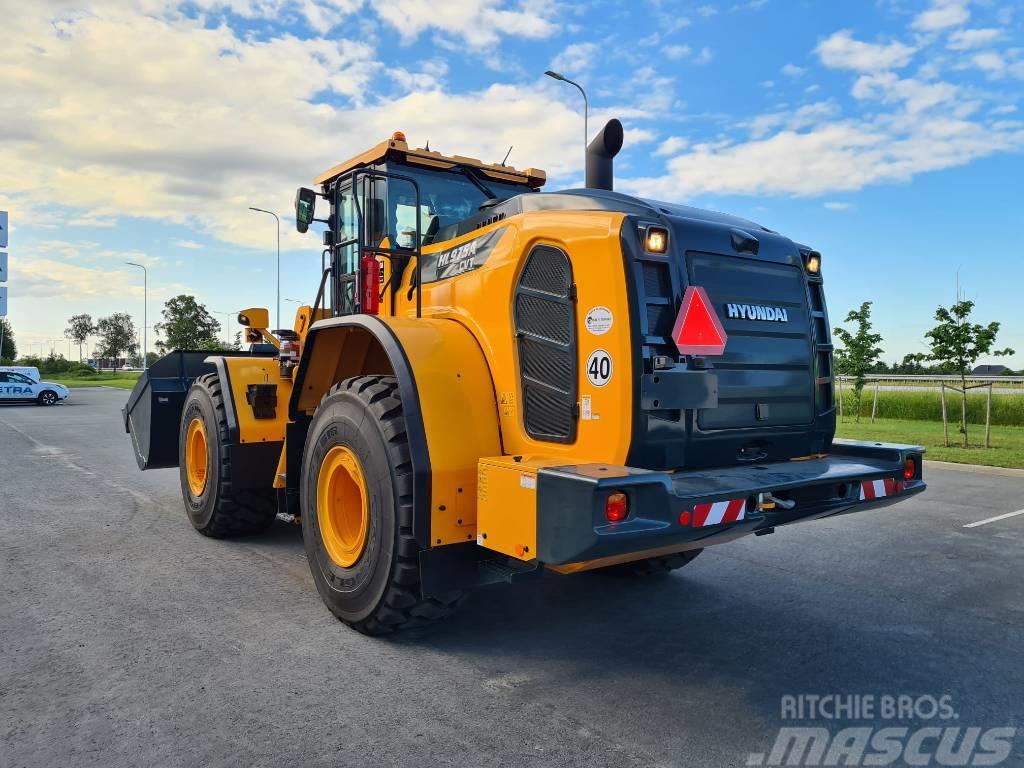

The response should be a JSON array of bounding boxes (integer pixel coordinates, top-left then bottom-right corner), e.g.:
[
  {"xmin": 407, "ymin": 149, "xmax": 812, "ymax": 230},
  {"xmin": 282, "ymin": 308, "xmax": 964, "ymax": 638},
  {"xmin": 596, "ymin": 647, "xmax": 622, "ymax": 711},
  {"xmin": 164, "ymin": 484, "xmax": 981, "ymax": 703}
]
[
  {"xmin": 237, "ymin": 307, "xmax": 270, "ymax": 329},
  {"xmin": 295, "ymin": 187, "xmax": 317, "ymax": 233}
]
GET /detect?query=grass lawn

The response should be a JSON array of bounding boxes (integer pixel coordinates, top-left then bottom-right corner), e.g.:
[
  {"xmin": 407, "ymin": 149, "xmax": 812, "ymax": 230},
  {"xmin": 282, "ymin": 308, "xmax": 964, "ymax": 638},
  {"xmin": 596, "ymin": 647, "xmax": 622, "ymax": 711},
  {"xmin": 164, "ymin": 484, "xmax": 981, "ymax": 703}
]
[
  {"xmin": 47, "ymin": 373, "xmax": 142, "ymax": 390},
  {"xmin": 836, "ymin": 417, "xmax": 1024, "ymax": 469}
]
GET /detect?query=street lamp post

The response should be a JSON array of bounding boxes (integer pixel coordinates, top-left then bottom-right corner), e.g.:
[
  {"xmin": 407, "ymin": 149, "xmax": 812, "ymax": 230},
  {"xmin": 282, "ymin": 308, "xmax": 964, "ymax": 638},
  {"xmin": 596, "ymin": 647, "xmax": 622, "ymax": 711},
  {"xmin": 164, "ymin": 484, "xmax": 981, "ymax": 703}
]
[
  {"xmin": 248, "ymin": 207, "xmax": 281, "ymax": 331},
  {"xmin": 212, "ymin": 310, "xmax": 237, "ymax": 347},
  {"xmin": 125, "ymin": 262, "xmax": 147, "ymax": 371},
  {"xmin": 544, "ymin": 70, "xmax": 589, "ymax": 172}
]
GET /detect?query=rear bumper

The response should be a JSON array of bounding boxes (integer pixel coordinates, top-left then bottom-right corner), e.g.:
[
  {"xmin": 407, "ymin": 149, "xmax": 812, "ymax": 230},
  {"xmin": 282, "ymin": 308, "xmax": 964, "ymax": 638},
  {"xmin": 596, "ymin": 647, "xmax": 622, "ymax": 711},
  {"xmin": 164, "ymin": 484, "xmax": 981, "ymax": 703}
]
[{"xmin": 535, "ymin": 439, "xmax": 925, "ymax": 565}]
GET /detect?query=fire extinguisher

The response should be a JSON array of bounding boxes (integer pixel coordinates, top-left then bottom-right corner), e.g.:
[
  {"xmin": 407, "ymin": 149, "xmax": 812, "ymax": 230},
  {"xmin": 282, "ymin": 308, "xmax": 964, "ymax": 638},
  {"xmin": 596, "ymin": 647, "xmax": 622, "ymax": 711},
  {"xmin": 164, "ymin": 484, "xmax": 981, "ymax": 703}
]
[{"xmin": 361, "ymin": 255, "xmax": 380, "ymax": 315}]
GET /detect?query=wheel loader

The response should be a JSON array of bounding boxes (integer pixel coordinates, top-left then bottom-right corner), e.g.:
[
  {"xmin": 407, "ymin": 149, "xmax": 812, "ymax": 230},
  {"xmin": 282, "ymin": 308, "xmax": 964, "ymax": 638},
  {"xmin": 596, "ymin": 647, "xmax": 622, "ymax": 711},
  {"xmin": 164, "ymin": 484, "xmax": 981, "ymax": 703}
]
[{"xmin": 124, "ymin": 120, "xmax": 926, "ymax": 634}]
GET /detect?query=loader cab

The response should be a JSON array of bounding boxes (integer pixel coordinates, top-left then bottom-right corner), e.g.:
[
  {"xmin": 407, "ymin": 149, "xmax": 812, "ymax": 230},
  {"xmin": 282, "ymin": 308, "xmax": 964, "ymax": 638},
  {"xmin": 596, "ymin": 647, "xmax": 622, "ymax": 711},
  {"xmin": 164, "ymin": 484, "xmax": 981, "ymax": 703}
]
[{"xmin": 299, "ymin": 132, "xmax": 545, "ymax": 318}]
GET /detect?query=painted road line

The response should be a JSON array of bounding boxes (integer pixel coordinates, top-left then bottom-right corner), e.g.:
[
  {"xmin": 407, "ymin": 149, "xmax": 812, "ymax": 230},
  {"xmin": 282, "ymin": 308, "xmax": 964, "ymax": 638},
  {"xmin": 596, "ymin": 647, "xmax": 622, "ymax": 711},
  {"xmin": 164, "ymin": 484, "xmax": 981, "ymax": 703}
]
[{"xmin": 963, "ymin": 509, "xmax": 1024, "ymax": 529}]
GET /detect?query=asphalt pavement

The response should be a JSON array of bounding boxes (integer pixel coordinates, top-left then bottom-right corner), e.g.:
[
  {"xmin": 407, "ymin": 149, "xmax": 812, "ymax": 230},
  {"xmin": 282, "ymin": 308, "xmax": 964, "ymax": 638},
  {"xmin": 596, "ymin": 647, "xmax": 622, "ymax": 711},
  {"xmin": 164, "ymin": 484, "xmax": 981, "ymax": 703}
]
[{"xmin": 2, "ymin": 389, "xmax": 1022, "ymax": 767}]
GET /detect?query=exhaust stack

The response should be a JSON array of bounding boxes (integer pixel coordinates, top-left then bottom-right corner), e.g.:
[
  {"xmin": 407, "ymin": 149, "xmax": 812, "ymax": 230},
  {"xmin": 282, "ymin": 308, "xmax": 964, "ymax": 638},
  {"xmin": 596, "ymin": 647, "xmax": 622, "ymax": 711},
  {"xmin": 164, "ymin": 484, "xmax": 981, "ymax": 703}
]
[{"xmin": 585, "ymin": 119, "xmax": 624, "ymax": 191}]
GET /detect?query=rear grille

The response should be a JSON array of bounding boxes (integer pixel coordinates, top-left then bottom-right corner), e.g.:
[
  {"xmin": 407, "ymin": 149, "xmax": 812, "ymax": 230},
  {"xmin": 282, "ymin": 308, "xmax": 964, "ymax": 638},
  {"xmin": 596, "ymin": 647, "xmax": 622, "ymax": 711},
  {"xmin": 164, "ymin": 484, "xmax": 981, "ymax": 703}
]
[{"xmin": 515, "ymin": 246, "xmax": 577, "ymax": 443}]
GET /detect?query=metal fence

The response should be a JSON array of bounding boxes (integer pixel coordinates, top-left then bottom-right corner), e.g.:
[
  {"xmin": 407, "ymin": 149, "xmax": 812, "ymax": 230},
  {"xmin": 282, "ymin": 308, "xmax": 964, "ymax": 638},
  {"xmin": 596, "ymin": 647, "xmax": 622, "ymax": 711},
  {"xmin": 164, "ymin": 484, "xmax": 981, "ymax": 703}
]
[{"xmin": 837, "ymin": 374, "xmax": 1024, "ymax": 390}]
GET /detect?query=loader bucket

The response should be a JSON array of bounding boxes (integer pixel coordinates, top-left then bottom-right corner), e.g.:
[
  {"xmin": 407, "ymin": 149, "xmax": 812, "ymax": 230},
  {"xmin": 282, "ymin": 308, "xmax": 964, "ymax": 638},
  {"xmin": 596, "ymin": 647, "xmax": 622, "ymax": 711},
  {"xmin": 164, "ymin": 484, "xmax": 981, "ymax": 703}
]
[{"xmin": 122, "ymin": 350, "xmax": 262, "ymax": 470}]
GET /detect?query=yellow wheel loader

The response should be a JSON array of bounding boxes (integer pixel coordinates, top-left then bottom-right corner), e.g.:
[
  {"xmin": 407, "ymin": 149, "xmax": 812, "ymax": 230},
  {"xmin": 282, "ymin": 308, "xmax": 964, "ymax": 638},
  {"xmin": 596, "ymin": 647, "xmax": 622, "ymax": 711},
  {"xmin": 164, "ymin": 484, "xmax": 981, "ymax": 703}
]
[{"xmin": 125, "ymin": 122, "xmax": 926, "ymax": 634}]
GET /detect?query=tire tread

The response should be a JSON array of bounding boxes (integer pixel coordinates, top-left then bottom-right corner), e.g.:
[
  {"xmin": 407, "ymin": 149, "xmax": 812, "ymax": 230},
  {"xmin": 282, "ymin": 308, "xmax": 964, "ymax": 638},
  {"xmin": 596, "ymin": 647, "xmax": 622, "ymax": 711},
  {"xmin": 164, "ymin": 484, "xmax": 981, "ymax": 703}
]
[{"xmin": 321, "ymin": 375, "xmax": 463, "ymax": 635}]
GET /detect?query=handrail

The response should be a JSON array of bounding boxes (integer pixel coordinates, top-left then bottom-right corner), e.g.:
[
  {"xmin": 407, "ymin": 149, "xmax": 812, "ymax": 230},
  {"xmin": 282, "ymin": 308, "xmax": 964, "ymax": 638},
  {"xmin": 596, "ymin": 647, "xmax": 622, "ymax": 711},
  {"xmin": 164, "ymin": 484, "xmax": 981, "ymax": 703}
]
[{"xmin": 346, "ymin": 167, "xmax": 423, "ymax": 318}]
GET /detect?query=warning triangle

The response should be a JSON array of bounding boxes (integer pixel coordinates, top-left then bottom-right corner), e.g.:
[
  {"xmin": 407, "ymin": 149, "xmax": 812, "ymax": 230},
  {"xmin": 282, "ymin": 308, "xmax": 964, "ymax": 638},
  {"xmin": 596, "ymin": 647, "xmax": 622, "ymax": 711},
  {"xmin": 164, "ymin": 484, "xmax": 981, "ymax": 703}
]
[{"xmin": 672, "ymin": 286, "xmax": 728, "ymax": 356}]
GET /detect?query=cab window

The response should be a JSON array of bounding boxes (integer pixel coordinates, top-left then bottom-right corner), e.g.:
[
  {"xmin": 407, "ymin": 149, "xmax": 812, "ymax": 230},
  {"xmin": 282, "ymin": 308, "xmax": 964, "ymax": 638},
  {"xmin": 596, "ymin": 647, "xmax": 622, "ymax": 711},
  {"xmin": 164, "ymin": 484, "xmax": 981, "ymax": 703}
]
[{"xmin": 385, "ymin": 165, "xmax": 531, "ymax": 247}]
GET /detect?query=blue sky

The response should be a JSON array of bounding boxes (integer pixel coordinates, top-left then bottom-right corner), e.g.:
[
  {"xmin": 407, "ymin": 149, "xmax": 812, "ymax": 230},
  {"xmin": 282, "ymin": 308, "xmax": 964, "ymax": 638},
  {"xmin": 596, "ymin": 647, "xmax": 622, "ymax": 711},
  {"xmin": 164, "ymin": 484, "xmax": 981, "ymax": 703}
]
[{"xmin": 2, "ymin": 0, "xmax": 1022, "ymax": 365}]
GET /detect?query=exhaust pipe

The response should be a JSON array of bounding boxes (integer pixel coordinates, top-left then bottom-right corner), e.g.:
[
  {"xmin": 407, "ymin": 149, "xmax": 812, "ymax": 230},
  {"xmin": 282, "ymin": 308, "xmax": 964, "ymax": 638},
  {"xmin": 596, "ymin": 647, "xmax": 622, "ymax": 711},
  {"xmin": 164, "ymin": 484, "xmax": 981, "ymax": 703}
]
[{"xmin": 585, "ymin": 118, "xmax": 623, "ymax": 191}]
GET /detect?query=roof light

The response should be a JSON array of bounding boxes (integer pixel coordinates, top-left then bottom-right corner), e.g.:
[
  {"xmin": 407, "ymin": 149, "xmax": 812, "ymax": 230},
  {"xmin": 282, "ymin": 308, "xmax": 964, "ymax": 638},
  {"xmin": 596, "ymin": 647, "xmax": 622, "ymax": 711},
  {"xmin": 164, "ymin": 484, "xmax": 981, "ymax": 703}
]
[
  {"xmin": 804, "ymin": 250, "xmax": 821, "ymax": 275},
  {"xmin": 391, "ymin": 131, "xmax": 407, "ymax": 143},
  {"xmin": 645, "ymin": 226, "xmax": 668, "ymax": 253},
  {"xmin": 672, "ymin": 286, "xmax": 728, "ymax": 356}
]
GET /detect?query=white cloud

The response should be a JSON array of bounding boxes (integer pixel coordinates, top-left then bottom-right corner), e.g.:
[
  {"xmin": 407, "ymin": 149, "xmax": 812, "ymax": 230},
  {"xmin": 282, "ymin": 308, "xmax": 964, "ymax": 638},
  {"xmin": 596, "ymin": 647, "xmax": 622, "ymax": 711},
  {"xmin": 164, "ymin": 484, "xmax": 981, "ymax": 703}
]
[
  {"xmin": 696, "ymin": 5, "xmax": 718, "ymax": 17},
  {"xmin": 816, "ymin": 30, "xmax": 915, "ymax": 72},
  {"xmin": 67, "ymin": 215, "xmax": 117, "ymax": 227},
  {"xmin": 550, "ymin": 42, "xmax": 598, "ymax": 75},
  {"xmin": 852, "ymin": 72, "xmax": 959, "ymax": 114},
  {"xmin": 781, "ymin": 63, "xmax": 806, "ymax": 77},
  {"xmin": 375, "ymin": 0, "xmax": 559, "ymax": 48},
  {"xmin": 665, "ymin": 45, "xmax": 692, "ymax": 60},
  {"xmin": 747, "ymin": 101, "xmax": 841, "ymax": 140},
  {"xmin": 823, "ymin": 202, "xmax": 852, "ymax": 211},
  {"xmin": 695, "ymin": 47, "xmax": 713, "ymax": 65},
  {"xmin": 947, "ymin": 28, "xmax": 1004, "ymax": 50},
  {"xmin": 912, "ymin": 0, "xmax": 970, "ymax": 32},
  {"xmin": 1, "ymin": 3, "xmax": 597, "ymax": 259},
  {"xmin": 991, "ymin": 104, "xmax": 1017, "ymax": 115},
  {"xmin": 173, "ymin": 239, "xmax": 204, "ymax": 250},
  {"xmin": 622, "ymin": 113, "xmax": 1024, "ymax": 200},
  {"xmin": 972, "ymin": 51, "xmax": 1006, "ymax": 75},
  {"xmin": 655, "ymin": 136, "xmax": 689, "ymax": 156}
]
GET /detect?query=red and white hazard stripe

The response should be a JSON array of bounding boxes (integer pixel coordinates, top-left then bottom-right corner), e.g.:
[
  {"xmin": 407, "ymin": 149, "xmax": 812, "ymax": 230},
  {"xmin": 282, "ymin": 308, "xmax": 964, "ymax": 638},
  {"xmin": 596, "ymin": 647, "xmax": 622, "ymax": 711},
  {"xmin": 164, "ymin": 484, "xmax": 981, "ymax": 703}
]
[
  {"xmin": 692, "ymin": 498, "xmax": 746, "ymax": 527},
  {"xmin": 859, "ymin": 478, "xmax": 901, "ymax": 501}
]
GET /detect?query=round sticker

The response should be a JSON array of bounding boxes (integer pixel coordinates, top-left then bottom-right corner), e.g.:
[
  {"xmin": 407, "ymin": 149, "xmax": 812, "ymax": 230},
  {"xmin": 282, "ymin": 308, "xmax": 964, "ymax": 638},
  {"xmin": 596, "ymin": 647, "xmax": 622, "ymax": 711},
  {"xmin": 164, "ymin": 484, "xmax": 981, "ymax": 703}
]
[
  {"xmin": 584, "ymin": 306, "xmax": 613, "ymax": 336},
  {"xmin": 586, "ymin": 349, "xmax": 613, "ymax": 387}
]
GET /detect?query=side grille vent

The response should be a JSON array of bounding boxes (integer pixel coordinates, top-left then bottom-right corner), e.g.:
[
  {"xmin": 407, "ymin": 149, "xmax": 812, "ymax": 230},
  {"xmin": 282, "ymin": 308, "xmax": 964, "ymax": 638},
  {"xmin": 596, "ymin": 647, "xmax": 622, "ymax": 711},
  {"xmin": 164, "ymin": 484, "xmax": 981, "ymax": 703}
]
[{"xmin": 515, "ymin": 246, "xmax": 577, "ymax": 443}]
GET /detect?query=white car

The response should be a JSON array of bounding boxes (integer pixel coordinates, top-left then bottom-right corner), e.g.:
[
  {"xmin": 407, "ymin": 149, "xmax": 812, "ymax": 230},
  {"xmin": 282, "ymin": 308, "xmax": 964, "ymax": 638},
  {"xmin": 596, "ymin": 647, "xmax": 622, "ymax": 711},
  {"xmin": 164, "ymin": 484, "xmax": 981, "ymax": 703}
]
[{"xmin": 0, "ymin": 371, "xmax": 70, "ymax": 405}]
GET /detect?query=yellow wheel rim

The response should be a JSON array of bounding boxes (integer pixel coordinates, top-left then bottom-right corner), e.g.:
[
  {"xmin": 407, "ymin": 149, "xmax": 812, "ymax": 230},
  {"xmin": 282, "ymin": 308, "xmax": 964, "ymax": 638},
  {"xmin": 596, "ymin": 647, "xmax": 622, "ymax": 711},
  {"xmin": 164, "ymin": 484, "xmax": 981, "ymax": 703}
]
[
  {"xmin": 317, "ymin": 446, "xmax": 370, "ymax": 568},
  {"xmin": 185, "ymin": 417, "xmax": 209, "ymax": 497}
]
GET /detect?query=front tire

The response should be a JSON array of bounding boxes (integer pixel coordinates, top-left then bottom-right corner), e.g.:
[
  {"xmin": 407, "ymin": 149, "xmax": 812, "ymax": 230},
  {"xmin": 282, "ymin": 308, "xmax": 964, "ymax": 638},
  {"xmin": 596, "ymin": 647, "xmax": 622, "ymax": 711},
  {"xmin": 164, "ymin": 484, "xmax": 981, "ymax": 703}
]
[
  {"xmin": 178, "ymin": 373, "xmax": 276, "ymax": 537},
  {"xmin": 301, "ymin": 375, "xmax": 462, "ymax": 635},
  {"xmin": 37, "ymin": 390, "xmax": 58, "ymax": 406}
]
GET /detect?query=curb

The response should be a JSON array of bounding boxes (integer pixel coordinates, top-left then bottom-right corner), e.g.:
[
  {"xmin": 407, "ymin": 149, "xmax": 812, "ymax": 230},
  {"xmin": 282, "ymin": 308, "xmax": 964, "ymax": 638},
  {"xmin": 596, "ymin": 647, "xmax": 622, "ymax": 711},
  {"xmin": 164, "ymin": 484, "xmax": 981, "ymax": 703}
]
[{"xmin": 924, "ymin": 460, "xmax": 1024, "ymax": 479}]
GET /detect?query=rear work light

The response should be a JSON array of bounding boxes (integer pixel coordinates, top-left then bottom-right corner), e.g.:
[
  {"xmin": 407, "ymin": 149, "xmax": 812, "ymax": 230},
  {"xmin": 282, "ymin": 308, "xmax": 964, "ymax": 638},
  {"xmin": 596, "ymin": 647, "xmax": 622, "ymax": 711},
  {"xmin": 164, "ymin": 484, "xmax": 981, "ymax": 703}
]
[
  {"xmin": 605, "ymin": 491, "xmax": 628, "ymax": 522},
  {"xmin": 804, "ymin": 250, "xmax": 822, "ymax": 275},
  {"xmin": 903, "ymin": 457, "xmax": 917, "ymax": 481},
  {"xmin": 645, "ymin": 226, "xmax": 668, "ymax": 253}
]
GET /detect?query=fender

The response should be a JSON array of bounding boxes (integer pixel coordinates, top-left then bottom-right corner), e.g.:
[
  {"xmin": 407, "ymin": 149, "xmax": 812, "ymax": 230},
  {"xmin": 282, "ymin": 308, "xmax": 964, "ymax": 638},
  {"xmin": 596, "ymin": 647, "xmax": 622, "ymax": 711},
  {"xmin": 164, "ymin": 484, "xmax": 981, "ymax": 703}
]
[{"xmin": 290, "ymin": 315, "xmax": 502, "ymax": 549}]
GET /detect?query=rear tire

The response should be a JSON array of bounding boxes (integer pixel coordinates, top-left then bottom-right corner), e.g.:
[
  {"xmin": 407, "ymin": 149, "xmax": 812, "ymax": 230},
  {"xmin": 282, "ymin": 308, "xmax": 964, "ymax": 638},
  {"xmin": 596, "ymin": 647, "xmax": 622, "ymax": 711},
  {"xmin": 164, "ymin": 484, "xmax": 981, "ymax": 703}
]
[
  {"xmin": 178, "ymin": 373, "xmax": 276, "ymax": 537},
  {"xmin": 601, "ymin": 549, "xmax": 703, "ymax": 577},
  {"xmin": 301, "ymin": 375, "xmax": 462, "ymax": 635}
]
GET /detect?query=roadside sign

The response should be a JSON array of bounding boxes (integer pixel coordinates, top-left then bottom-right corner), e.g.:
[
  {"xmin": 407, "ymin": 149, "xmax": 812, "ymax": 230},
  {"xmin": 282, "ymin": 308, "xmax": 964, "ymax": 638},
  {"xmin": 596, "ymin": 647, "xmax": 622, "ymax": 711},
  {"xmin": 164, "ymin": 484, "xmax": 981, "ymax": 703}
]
[
  {"xmin": 0, "ymin": 252, "xmax": 7, "ymax": 282},
  {"xmin": 0, "ymin": 286, "xmax": 7, "ymax": 317},
  {"xmin": 0, "ymin": 211, "xmax": 7, "ymax": 248}
]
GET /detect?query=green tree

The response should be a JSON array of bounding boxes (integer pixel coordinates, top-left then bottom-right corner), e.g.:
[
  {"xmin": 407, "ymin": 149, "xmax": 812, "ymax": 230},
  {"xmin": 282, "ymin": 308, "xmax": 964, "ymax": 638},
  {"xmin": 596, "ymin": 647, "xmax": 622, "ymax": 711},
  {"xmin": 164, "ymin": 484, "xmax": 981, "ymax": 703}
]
[
  {"xmin": 0, "ymin": 317, "xmax": 16, "ymax": 362},
  {"xmin": 833, "ymin": 301, "xmax": 884, "ymax": 423},
  {"xmin": 96, "ymin": 312, "xmax": 138, "ymax": 359},
  {"xmin": 924, "ymin": 298, "xmax": 1014, "ymax": 447},
  {"xmin": 64, "ymin": 313, "xmax": 97, "ymax": 362},
  {"xmin": 154, "ymin": 294, "xmax": 222, "ymax": 352}
]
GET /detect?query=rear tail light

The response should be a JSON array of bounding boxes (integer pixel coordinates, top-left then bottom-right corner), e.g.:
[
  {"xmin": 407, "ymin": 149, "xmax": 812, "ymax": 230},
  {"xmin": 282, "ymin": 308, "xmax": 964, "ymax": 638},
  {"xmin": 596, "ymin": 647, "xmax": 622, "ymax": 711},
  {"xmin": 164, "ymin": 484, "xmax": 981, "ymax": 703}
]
[
  {"xmin": 605, "ymin": 491, "xmax": 628, "ymax": 522},
  {"xmin": 903, "ymin": 457, "xmax": 917, "ymax": 481}
]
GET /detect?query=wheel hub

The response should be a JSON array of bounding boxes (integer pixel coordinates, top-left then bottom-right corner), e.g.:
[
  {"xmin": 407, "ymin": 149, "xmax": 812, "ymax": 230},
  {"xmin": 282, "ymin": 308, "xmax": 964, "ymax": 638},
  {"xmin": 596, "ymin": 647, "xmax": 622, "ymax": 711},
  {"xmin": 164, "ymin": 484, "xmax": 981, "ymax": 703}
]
[
  {"xmin": 317, "ymin": 446, "xmax": 369, "ymax": 568},
  {"xmin": 185, "ymin": 417, "xmax": 209, "ymax": 497}
]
